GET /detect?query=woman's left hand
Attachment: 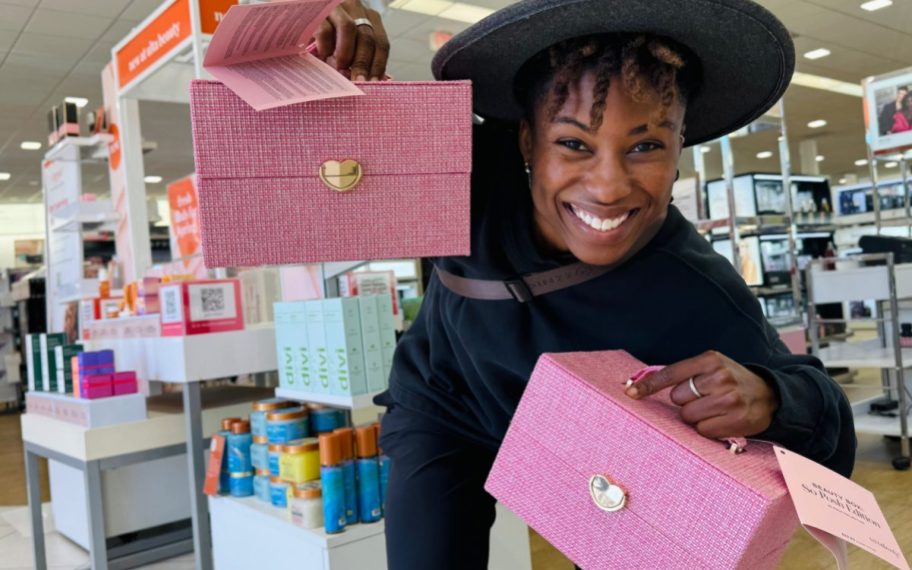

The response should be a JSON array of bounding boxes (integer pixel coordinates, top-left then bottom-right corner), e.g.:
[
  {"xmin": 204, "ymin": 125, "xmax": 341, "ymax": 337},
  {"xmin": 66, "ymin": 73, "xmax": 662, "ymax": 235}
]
[
  {"xmin": 312, "ymin": 0, "xmax": 390, "ymax": 81},
  {"xmin": 625, "ymin": 350, "xmax": 779, "ymax": 438}
]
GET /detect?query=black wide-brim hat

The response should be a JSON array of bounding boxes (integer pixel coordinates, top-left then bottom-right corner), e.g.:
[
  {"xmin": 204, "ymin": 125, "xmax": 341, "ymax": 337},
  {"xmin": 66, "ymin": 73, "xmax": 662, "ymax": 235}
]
[{"xmin": 431, "ymin": 0, "xmax": 794, "ymax": 147}]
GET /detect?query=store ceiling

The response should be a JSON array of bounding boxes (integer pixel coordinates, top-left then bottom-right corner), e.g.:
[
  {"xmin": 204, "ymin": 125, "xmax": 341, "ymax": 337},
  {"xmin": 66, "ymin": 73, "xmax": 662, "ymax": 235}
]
[{"xmin": 0, "ymin": 0, "xmax": 910, "ymax": 205}]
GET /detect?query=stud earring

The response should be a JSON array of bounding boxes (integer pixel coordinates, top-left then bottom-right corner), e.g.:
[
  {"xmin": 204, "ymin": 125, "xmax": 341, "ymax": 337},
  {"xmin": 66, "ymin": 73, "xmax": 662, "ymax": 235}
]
[{"xmin": 524, "ymin": 162, "xmax": 532, "ymax": 187}]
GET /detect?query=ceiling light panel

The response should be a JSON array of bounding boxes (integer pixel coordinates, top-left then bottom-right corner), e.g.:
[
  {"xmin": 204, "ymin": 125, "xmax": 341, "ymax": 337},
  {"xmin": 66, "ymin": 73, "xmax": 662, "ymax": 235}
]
[
  {"xmin": 861, "ymin": 0, "xmax": 892, "ymax": 11},
  {"xmin": 803, "ymin": 49, "xmax": 831, "ymax": 60}
]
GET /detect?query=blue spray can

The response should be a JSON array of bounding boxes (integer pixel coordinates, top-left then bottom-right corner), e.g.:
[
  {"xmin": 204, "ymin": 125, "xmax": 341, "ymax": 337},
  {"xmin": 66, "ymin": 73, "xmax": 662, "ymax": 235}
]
[
  {"xmin": 378, "ymin": 448, "xmax": 390, "ymax": 513},
  {"xmin": 334, "ymin": 427, "xmax": 359, "ymax": 525},
  {"xmin": 319, "ymin": 432, "xmax": 347, "ymax": 534},
  {"xmin": 355, "ymin": 425, "xmax": 382, "ymax": 523},
  {"xmin": 218, "ymin": 418, "xmax": 241, "ymax": 494}
]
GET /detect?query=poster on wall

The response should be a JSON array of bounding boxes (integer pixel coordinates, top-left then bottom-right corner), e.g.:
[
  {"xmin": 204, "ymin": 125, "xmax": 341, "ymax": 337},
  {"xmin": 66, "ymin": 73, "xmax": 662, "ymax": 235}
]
[
  {"xmin": 863, "ymin": 65, "xmax": 912, "ymax": 156},
  {"xmin": 166, "ymin": 174, "xmax": 207, "ymax": 279},
  {"xmin": 42, "ymin": 154, "xmax": 82, "ymax": 333}
]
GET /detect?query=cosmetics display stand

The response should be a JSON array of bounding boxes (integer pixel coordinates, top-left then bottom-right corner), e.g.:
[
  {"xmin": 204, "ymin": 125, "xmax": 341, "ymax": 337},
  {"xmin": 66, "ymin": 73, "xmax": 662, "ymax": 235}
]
[
  {"xmin": 806, "ymin": 253, "xmax": 912, "ymax": 470},
  {"xmin": 42, "ymin": 135, "xmax": 118, "ymax": 325},
  {"xmin": 21, "ymin": 397, "xmax": 255, "ymax": 570},
  {"xmin": 0, "ymin": 272, "xmax": 17, "ymax": 408},
  {"xmin": 209, "ymin": 497, "xmax": 532, "ymax": 570},
  {"xmin": 80, "ymin": 324, "xmax": 277, "ymax": 570}
]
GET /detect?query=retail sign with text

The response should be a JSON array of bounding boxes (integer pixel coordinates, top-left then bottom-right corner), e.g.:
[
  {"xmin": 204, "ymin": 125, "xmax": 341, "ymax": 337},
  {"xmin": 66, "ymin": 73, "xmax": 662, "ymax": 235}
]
[
  {"xmin": 115, "ymin": 0, "xmax": 238, "ymax": 89},
  {"xmin": 775, "ymin": 446, "xmax": 910, "ymax": 570},
  {"xmin": 168, "ymin": 175, "xmax": 202, "ymax": 268}
]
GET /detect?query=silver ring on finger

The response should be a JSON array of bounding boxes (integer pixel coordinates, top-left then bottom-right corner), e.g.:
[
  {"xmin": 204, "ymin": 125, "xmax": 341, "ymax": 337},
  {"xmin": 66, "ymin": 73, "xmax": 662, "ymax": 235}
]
[
  {"xmin": 688, "ymin": 377, "xmax": 704, "ymax": 399},
  {"xmin": 353, "ymin": 17, "xmax": 373, "ymax": 29}
]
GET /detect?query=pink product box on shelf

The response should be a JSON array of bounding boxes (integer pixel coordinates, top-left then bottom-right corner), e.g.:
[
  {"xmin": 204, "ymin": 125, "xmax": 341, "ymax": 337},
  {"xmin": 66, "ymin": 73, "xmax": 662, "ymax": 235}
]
[
  {"xmin": 159, "ymin": 279, "xmax": 244, "ymax": 336},
  {"xmin": 135, "ymin": 295, "xmax": 161, "ymax": 316},
  {"xmin": 83, "ymin": 314, "xmax": 161, "ymax": 341},
  {"xmin": 26, "ymin": 391, "xmax": 147, "ymax": 428},
  {"xmin": 486, "ymin": 350, "xmax": 799, "ymax": 570},
  {"xmin": 188, "ymin": 80, "xmax": 472, "ymax": 267},
  {"xmin": 113, "ymin": 371, "xmax": 138, "ymax": 395},
  {"xmin": 137, "ymin": 277, "xmax": 161, "ymax": 298},
  {"xmin": 79, "ymin": 374, "xmax": 113, "ymax": 400}
]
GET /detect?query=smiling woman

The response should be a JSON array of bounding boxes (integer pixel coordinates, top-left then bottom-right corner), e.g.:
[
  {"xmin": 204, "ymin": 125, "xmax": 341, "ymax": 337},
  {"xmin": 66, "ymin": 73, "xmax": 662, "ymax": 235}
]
[
  {"xmin": 371, "ymin": 1, "xmax": 857, "ymax": 569},
  {"xmin": 515, "ymin": 34, "xmax": 695, "ymax": 267}
]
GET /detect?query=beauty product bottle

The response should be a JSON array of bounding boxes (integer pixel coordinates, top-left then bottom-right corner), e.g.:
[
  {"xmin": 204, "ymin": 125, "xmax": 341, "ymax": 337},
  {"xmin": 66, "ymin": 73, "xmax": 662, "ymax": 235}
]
[
  {"xmin": 219, "ymin": 417, "xmax": 242, "ymax": 494},
  {"xmin": 334, "ymin": 427, "xmax": 359, "ymax": 525},
  {"xmin": 226, "ymin": 420, "xmax": 253, "ymax": 474},
  {"xmin": 355, "ymin": 426, "xmax": 382, "ymax": 523},
  {"xmin": 375, "ymin": 423, "xmax": 390, "ymax": 513},
  {"xmin": 319, "ymin": 432, "xmax": 347, "ymax": 534}
]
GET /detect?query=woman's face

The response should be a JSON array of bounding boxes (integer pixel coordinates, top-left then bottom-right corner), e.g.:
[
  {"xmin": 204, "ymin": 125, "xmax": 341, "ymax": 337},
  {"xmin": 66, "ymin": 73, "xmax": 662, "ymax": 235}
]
[{"xmin": 520, "ymin": 70, "xmax": 686, "ymax": 266}]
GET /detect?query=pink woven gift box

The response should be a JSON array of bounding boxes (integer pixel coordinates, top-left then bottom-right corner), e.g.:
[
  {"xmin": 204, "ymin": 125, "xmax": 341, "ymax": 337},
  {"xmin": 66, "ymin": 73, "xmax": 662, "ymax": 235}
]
[
  {"xmin": 188, "ymin": 80, "xmax": 472, "ymax": 267},
  {"xmin": 486, "ymin": 350, "xmax": 799, "ymax": 569}
]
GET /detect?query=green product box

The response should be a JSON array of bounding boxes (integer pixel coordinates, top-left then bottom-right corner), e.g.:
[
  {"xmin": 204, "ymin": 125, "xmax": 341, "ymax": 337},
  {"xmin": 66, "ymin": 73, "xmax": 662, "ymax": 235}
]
[
  {"xmin": 358, "ymin": 295, "xmax": 387, "ymax": 393},
  {"xmin": 323, "ymin": 297, "xmax": 367, "ymax": 396},
  {"xmin": 291, "ymin": 303, "xmax": 312, "ymax": 392},
  {"xmin": 40, "ymin": 333, "xmax": 66, "ymax": 392},
  {"xmin": 305, "ymin": 300, "xmax": 330, "ymax": 395},
  {"xmin": 273, "ymin": 302, "xmax": 300, "ymax": 390},
  {"xmin": 55, "ymin": 344, "xmax": 83, "ymax": 394},
  {"xmin": 376, "ymin": 294, "xmax": 398, "ymax": 381},
  {"xmin": 25, "ymin": 334, "xmax": 42, "ymax": 392}
]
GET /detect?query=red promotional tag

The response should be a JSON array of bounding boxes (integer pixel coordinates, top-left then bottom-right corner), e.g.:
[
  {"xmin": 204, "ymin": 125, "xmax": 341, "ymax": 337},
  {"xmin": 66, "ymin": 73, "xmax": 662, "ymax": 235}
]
[{"xmin": 203, "ymin": 435, "xmax": 226, "ymax": 497}]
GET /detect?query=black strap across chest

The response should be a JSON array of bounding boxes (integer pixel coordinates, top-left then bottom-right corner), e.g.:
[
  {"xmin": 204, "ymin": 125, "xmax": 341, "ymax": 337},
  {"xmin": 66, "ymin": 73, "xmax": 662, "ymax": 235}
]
[{"xmin": 434, "ymin": 262, "xmax": 611, "ymax": 303}]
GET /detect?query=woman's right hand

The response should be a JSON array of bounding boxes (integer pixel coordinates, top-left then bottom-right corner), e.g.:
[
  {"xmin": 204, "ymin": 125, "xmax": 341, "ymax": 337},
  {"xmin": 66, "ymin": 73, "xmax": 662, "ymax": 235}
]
[{"xmin": 312, "ymin": 0, "xmax": 391, "ymax": 81}]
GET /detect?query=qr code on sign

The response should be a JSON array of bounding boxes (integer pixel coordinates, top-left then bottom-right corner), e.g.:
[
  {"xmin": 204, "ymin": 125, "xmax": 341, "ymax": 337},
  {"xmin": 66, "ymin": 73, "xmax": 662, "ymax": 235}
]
[{"xmin": 201, "ymin": 287, "xmax": 225, "ymax": 313}]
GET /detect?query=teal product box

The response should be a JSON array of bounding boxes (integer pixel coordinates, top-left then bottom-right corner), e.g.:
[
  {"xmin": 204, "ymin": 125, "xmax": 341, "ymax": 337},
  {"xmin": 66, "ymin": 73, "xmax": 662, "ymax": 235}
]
[
  {"xmin": 358, "ymin": 295, "xmax": 387, "ymax": 393},
  {"xmin": 273, "ymin": 303, "xmax": 300, "ymax": 390},
  {"xmin": 55, "ymin": 344, "xmax": 84, "ymax": 394},
  {"xmin": 292, "ymin": 303, "xmax": 313, "ymax": 392},
  {"xmin": 25, "ymin": 334, "xmax": 42, "ymax": 392},
  {"xmin": 40, "ymin": 333, "xmax": 67, "ymax": 392},
  {"xmin": 376, "ymin": 295, "xmax": 398, "ymax": 381},
  {"xmin": 323, "ymin": 297, "xmax": 367, "ymax": 396},
  {"xmin": 305, "ymin": 300, "xmax": 330, "ymax": 395}
]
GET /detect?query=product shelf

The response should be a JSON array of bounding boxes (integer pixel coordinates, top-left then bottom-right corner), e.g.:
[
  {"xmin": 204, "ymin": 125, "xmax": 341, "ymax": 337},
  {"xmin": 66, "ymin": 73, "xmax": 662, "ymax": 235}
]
[
  {"xmin": 274, "ymin": 388, "xmax": 383, "ymax": 410},
  {"xmin": 57, "ymin": 279, "xmax": 100, "ymax": 304},
  {"xmin": 84, "ymin": 325, "xmax": 277, "ymax": 384},
  {"xmin": 210, "ymin": 495, "xmax": 386, "ymax": 550},
  {"xmin": 45, "ymin": 133, "xmax": 114, "ymax": 163},
  {"xmin": 51, "ymin": 200, "xmax": 119, "ymax": 233},
  {"xmin": 852, "ymin": 396, "xmax": 912, "ymax": 438},
  {"xmin": 816, "ymin": 338, "xmax": 912, "ymax": 370}
]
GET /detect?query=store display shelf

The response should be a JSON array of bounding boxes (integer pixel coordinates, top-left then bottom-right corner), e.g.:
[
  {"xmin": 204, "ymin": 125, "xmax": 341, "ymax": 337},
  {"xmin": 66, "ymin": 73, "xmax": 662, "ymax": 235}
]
[
  {"xmin": 834, "ymin": 209, "xmax": 910, "ymax": 228},
  {"xmin": 210, "ymin": 495, "xmax": 385, "ymax": 550},
  {"xmin": 694, "ymin": 215, "xmax": 791, "ymax": 233},
  {"xmin": 816, "ymin": 338, "xmax": 912, "ymax": 369},
  {"xmin": 84, "ymin": 325, "xmax": 277, "ymax": 383},
  {"xmin": 45, "ymin": 133, "xmax": 114, "ymax": 162},
  {"xmin": 56, "ymin": 279, "xmax": 99, "ymax": 304},
  {"xmin": 51, "ymin": 200, "xmax": 118, "ymax": 232},
  {"xmin": 751, "ymin": 284, "xmax": 792, "ymax": 296},
  {"xmin": 21, "ymin": 398, "xmax": 255, "ymax": 462},
  {"xmin": 851, "ymin": 396, "xmax": 912, "ymax": 437},
  {"xmin": 274, "ymin": 388, "xmax": 382, "ymax": 410}
]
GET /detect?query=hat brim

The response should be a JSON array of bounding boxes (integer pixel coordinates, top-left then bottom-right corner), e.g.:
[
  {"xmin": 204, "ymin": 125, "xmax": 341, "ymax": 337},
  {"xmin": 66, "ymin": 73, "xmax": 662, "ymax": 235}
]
[{"xmin": 431, "ymin": 0, "xmax": 795, "ymax": 147}]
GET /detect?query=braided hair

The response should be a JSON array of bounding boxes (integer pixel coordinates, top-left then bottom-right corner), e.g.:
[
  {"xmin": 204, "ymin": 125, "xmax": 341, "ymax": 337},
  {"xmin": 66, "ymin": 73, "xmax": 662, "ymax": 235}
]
[{"xmin": 515, "ymin": 33, "xmax": 699, "ymax": 130}]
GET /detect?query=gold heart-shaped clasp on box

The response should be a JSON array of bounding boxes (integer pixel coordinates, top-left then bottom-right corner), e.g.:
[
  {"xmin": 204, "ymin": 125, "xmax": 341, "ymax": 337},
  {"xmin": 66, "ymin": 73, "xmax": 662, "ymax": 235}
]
[{"xmin": 320, "ymin": 159, "xmax": 363, "ymax": 192}]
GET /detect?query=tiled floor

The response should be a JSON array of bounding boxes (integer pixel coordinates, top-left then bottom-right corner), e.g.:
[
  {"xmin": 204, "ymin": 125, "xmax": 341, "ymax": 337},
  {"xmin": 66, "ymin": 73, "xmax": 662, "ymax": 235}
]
[{"xmin": 0, "ymin": 506, "xmax": 195, "ymax": 570}]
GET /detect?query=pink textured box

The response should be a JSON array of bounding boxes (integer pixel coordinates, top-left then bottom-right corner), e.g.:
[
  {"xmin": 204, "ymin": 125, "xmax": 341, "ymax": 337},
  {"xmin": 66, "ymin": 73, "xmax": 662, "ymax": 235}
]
[
  {"xmin": 486, "ymin": 351, "xmax": 799, "ymax": 569},
  {"xmin": 188, "ymin": 80, "xmax": 472, "ymax": 267}
]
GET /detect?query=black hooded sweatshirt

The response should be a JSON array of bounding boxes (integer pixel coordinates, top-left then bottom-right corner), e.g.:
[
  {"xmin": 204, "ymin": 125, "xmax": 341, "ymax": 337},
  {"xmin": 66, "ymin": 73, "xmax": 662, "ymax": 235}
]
[{"xmin": 375, "ymin": 121, "xmax": 856, "ymax": 478}]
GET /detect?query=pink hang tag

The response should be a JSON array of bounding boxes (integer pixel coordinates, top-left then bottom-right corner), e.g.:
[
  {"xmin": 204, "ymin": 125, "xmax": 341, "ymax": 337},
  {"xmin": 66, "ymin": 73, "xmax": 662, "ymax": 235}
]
[
  {"xmin": 625, "ymin": 365, "xmax": 665, "ymax": 386},
  {"xmin": 774, "ymin": 446, "xmax": 910, "ymax": 570}
]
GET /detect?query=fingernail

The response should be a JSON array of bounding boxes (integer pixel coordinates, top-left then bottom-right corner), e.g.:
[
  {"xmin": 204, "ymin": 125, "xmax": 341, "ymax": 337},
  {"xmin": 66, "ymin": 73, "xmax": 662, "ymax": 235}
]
[
  {"xmin": 625, "ymin": 387, "xmax": 639, "ymax": 398},
  {"xmin": 355, "ymin": 74, "xmax": 366, "ymax": 81}
]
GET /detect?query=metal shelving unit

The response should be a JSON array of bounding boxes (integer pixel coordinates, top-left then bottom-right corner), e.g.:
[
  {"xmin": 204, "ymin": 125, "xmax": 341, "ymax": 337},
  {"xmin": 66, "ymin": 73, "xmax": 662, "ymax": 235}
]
[{"xmin": 806, "ymin": 253, "xmax": 912, "ymax": 470}]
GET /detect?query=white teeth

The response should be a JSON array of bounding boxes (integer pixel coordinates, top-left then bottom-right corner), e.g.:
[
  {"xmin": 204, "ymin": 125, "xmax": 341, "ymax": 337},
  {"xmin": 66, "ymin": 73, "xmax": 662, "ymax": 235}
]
[{"xmin": 570, "ymin": 204, "xmax": 630, "ymax": 233}]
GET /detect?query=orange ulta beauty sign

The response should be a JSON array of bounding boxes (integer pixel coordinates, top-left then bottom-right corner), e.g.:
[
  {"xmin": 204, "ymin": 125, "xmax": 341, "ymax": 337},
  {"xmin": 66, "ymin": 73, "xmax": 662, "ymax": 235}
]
[
  {"xmin": 168, "ymin": 175, "xmax": 203, "ymax": 268},
  {"xmin": 199, "ymin": 0, "xmax": 238, "ymax": 34},
  {"xmin": 116, "ymin": 0, "xmax": 192, "ymax": 89}
]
